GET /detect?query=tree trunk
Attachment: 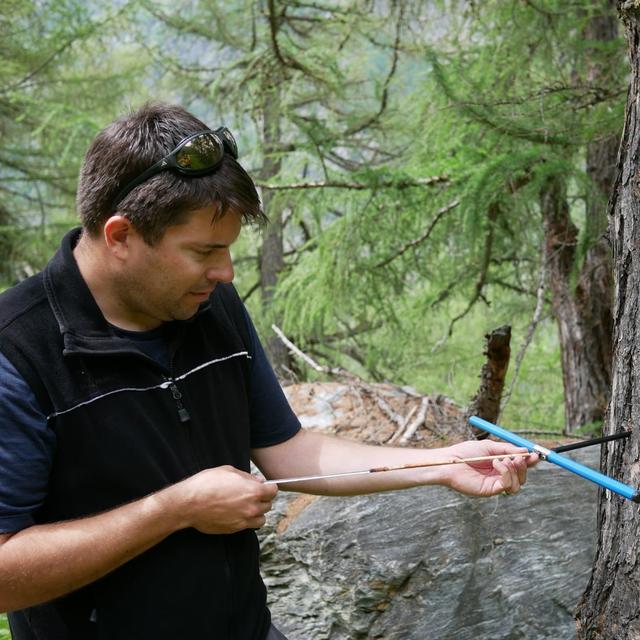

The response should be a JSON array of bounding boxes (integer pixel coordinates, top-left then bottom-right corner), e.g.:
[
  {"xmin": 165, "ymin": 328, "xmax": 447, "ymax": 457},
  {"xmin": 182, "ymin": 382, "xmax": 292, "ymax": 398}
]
[
  {"xmin": 584, "ymin": 0, "xmax": 620, "ymax": 240},
  {"xmin": 466, "ymin": 325, "xmax": 511, "ymax": 439},
  {"xmin": 541, "ymin": 176, "xmax": 608, "ymax": 434},
  {"xmin": 543, "ymin": 194, "xmax": 613, "ymax": 435},
  {"xmin": 258, "ymin": 80, "xmax": 292, "ymax": 376},
  {"xmin": 0, "ymin": 203, "xmax": 14, "ymax": 284},
  {"xmin": 543, "ymin": 2, "xmax": 618, "ymax": 434},
  {"xmin": 575, "ymin": 0, "xmax": 619, "ymax": 424},
  {"xmin": 575, "ymin": 4, "xmax": 640, "ymax": 637}
]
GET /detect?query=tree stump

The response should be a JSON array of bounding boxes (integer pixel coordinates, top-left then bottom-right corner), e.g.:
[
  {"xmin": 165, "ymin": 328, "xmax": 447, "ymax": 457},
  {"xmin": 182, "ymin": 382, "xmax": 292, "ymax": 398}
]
[{"xmin": 466, "ymin": 325, "xmax": 511, "ymax": 438}]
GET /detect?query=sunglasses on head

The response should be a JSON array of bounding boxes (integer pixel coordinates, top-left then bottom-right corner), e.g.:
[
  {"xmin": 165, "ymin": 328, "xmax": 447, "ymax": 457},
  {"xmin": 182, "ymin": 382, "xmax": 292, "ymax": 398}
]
[{"xmin": 111, "ymin": 127, "xmax": 238, "ymax": 210}]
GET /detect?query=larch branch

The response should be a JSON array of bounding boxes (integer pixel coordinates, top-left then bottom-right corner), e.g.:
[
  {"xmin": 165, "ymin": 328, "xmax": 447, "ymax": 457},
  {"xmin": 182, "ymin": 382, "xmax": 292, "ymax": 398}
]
[
  {"xmin": 256, "ymin": 175, "xmax": 449, "ymax": 190},
  {"xmin": 375, "ymin": 200, "xmax": 460, "ymax": 268},
  {"xmin": 346, "ymin": 2, "xmax": 405, "ymax": 136},
  {"xmin": 500, "ymin": 239, "xmax": 549, "ymax": 414},
  {"xmin": 433, "ymin": 203, "xmax": 498, "ymax": 351}
]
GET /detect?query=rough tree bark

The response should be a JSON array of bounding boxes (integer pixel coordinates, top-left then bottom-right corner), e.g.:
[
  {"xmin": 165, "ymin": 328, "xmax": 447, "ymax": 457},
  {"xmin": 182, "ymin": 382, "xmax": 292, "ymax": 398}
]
[
  {"xmin": 542, "ymin": 175, "xmax": 613, "ymax": 435},
  {"xmin": 258, "ymin": 79, "xmax": 292, "ymax": 376},
  {"xmin": 466, "ymin": 325, "xmax": 511, "ymax": 439},
  {"xmin": 542, "ymin": 3, "xmax": 618, "ymax": 434},
  {"xmin": 575, "ymin": 3, "xmax": 640, "ymax": 637},
  {"xmin": 0, "ymin": 203, "xmax": 13, "ymax": 283}
]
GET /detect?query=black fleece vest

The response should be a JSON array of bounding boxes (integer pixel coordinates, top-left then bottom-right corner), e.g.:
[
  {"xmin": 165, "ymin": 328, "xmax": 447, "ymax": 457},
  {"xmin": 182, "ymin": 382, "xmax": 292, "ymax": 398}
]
[{"xmin": 0, "ymin": 229, "xmax": 271, "ymax": 639}]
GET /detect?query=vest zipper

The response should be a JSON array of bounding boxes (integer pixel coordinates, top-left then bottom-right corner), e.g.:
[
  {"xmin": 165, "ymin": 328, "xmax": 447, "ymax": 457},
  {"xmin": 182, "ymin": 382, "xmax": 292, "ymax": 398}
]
[
  {"xmin": 164, "ymin": 376, "xmax": 191, "ymax": 423},
  {"xmin": 163, "ymin": 376, "xmax": 199, "ymax": 475}
]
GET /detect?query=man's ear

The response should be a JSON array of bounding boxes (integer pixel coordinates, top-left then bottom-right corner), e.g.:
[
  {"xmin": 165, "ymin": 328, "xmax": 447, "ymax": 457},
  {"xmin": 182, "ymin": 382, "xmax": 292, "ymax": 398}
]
[{"xmin": 103, "ymin": 215, "xmax": 135, "ymax": 259}]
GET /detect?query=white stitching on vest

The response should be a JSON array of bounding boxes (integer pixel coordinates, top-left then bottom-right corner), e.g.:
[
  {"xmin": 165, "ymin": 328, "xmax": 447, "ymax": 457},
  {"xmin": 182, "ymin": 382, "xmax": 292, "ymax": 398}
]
[{"xmin": 47, "ymin": 351, "xmax": 252, "ymax": 420}]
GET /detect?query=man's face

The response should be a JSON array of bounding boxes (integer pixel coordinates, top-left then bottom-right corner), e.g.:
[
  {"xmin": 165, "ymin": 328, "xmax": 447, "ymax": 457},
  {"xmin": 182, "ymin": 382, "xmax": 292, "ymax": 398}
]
[{"xmin": 116, "ymin": 205, "xmax": 242, "ymax": 330}]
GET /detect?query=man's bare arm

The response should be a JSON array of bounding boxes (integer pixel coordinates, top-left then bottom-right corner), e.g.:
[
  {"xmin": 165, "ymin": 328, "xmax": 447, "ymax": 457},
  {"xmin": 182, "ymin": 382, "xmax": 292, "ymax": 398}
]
[
  {"xmin": 0, "ymin": 465, "xmax": 277, "ymax": 613},
  {"xmin": 252, "ymin": 429, "xmax": 536, "ymax": 497}
]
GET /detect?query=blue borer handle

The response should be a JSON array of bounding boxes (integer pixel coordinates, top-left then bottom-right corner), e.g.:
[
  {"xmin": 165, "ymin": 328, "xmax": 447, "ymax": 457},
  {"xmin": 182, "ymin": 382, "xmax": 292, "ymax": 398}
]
[{"xmin": 469, "ymin": 416, "xmax": 640, "ymax": 503}]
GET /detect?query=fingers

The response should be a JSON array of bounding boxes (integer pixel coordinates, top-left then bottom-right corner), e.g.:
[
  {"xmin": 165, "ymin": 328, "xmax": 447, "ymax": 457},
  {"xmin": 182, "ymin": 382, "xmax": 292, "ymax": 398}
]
[
  {"xmin": 245, "ymin": 502, "xmax": 271, "ymax": 530},
  {"xmin": 260, "ymin": 481, "xmax": 279, "ymax": 501},
  {"xmin": 473, "ymin": 448, "xmax": 536, "ymax": 497},
  {"xmin": 232, "ymin": 469, "xmax": 279, "ymax": 508},
  {"xmin": 493, "ymin": 455, "xmax": 523, "ymax": 495},
  {"xmin": 248, "ymin": 515, "xmax": 267, "ymax": 529},
  {"xmin": 236, "ymin": 475, "xmax": 277, "ymax": 526},
  {"xmin": 235, "ymin": 468, "xmax": 279, "ymax": 498},
  {"xmin": 179, "ymin": 465, "xmax": 279, "ymax": 534},
  {"xmin": 516, "ymin": 455, "xmax": 529, "ymax": 486},
  {"xmin": 485, "ymin": 443, "xmax": 531, "ymax": 458}
]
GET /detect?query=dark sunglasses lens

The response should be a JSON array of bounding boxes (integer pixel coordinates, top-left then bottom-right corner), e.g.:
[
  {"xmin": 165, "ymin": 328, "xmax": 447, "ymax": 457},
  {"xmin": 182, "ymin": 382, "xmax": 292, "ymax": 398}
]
[{"xmin": 176, "ymin": 134, "xmax": 223, "ymax": 170}]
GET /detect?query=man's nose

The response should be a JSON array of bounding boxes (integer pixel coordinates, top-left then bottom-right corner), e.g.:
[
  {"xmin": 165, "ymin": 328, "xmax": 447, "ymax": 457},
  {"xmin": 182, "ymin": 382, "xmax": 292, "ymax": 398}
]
[{"xmin": 206, "ymin": 255, "xmax": 234, "ymax": 283}]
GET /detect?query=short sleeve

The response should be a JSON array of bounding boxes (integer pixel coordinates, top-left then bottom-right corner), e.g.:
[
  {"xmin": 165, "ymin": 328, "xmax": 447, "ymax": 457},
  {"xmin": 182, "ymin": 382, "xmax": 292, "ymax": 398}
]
[
  {"xmin": 0, "ymin": 352, "xmax": 55, "ymax": 533},
  {"xmin": 242, "ymin": 309, "xmax": 301, "ymax": 448}
]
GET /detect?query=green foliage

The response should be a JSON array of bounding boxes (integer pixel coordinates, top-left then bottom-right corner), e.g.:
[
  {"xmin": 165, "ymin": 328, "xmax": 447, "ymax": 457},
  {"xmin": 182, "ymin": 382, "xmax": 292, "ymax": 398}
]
[
  {"xmin": 575, "ymin": 420, "xmax": 604, "ymax": 438},
  {"xmin": 0, "ymin": 0, "xmax": 626, "ymax": 432},
  {"xmin": 0, "ymin": 0, "xmax": 150, "ymax": 282},
  {"xmin": 0, "ymin": 614, "xmax": 9, "ymax": 639},
  {"xmin": 258, "ymin": 0, "xmax": 624, "ymax": 432}
]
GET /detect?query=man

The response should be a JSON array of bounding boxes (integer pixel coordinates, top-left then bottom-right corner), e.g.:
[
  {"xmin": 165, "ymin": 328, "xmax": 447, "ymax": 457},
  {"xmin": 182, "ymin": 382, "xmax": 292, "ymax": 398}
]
[{"xmin": 0, "ymin": 104, "xmax": 535, "ymax": 639}]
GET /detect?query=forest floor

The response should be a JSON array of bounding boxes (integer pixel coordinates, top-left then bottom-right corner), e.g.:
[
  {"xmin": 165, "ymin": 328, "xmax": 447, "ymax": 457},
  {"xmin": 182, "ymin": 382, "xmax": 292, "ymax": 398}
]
[{"xmin": 283, "ymin": 381, "xmax": 571, "ymax": 450}]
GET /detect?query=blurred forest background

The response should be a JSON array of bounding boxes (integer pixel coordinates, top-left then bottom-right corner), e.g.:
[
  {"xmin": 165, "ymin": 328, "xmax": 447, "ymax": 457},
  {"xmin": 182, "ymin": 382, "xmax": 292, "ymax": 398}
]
[
  {"xmin": 0, "ymin": 0, "xmax": 628, "ymax": 635},
  {"xmin": 0, "ymin": 0, "xmax": 625, "ymax": 451}
]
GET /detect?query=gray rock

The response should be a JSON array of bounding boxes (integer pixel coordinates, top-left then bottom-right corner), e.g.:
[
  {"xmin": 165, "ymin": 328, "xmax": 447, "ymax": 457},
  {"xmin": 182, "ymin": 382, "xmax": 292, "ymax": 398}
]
[{"xmin": 259, "ymin": 447, "xmax": 603, "ymax": 639}]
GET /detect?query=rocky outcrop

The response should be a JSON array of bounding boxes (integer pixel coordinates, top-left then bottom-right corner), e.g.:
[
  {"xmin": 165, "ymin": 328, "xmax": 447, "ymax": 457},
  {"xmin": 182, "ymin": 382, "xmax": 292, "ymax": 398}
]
[{"xmin": 259, "ymin": 447, "xmax": 600, "ymax": 639}]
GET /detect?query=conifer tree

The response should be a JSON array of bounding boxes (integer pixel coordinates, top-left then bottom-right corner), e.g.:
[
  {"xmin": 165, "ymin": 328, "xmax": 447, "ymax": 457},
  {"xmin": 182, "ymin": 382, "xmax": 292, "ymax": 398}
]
[
  {"xmin": 135, "ymin": 0, "xmax": 433, "ymax": 374},
  {"xmin": 576, "ymin": 2, "xmax": 640, "ymax": 635},
  {"xmin": 0, "ymin": 0, "xmax": 143, "ymax": 282},
  {"xmin": 352, "ymin": 0, "xmax": 624, "ymax": 432}
]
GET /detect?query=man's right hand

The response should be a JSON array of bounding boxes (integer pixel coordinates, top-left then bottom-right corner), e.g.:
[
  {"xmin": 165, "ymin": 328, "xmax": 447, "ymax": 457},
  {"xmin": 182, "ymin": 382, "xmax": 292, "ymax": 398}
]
[
  {"xmin": 0, "ymin": 465, "xmax": 278, "ymax": 612},
  {"xmin": 166, "ymin": 466, "xmax": 278, "ymax": 534}
]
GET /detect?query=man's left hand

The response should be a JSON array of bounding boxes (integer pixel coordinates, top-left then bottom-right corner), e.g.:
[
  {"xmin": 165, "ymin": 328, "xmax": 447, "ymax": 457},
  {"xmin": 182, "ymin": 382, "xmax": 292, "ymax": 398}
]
[{"xmin": 441, "ymin": 440, "xmax": 539, "ymax": 497}]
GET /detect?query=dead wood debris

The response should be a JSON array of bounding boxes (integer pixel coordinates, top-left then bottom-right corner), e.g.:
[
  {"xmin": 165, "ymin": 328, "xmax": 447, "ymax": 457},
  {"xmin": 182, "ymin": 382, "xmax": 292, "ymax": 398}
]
[{"xmin": 273, "ymin": 325, "xmax": 471, "ymax": 448}]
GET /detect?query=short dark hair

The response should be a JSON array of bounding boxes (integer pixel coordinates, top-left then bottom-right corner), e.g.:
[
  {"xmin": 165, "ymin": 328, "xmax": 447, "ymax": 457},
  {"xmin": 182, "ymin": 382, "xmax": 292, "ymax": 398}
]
[{"xmin": 76, "ymin": 103, "xmax": 265, "ymax": 244}]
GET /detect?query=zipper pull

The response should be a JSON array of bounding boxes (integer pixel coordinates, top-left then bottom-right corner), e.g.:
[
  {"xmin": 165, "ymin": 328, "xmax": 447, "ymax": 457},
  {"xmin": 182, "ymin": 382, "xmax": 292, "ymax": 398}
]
[{"xmin": 168, "ymin": 381, "xmax": 191, "ymax": 423}]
